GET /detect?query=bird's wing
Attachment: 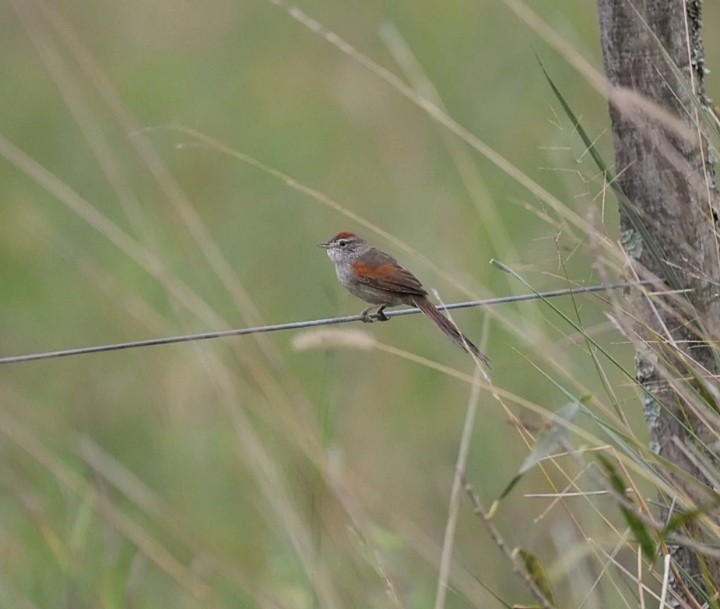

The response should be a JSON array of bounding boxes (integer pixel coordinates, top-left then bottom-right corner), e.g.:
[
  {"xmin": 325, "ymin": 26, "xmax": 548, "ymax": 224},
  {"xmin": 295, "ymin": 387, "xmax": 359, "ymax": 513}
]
[{"xmin": 352, "ymin": 249, "xmax": 427, "ymax": 296}]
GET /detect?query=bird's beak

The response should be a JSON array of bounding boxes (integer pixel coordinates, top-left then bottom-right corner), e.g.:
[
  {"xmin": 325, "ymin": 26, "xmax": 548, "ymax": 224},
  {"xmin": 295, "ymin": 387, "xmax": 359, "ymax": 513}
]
[{"xmin": 316, "ymin": 241, "xmax": 331, "ymax": 249}]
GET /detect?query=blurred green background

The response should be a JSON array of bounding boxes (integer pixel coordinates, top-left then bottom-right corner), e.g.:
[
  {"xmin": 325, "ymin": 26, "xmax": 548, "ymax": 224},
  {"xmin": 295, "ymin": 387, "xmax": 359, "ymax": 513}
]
[{"xmin": 1, "ymin": 0, "xmax": 718, "ymax": 607}]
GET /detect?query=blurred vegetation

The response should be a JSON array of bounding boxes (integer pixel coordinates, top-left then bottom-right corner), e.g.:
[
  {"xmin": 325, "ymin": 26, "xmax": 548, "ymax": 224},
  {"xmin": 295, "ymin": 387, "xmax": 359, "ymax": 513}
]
[{"xmin": 1, "ymin": 0, "xmax": 719, "ymax": 607}]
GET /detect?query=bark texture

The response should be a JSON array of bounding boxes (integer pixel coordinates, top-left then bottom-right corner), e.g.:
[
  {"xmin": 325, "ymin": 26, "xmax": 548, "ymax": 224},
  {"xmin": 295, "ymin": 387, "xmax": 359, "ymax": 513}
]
[{"xmin": 597, "ymin": 0, "xmax": 720, "ymax": 600}]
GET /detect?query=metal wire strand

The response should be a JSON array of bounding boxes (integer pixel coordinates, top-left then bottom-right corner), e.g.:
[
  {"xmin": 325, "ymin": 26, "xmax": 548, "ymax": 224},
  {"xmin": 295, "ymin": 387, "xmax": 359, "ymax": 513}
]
[{"xmin": 0, "ymin": 281, "xmax": 650, "ymax": 365}]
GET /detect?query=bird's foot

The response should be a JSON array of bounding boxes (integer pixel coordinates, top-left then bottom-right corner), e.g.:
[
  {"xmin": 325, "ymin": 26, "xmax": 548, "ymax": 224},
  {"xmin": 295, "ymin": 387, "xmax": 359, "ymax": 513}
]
[
  {"xmin": 360, "ymin": 306, "xmax": 389, "ymax": 323},
  {"xmin": 360, "ymin": 307, "xmax": 375, "ymax": 323}
]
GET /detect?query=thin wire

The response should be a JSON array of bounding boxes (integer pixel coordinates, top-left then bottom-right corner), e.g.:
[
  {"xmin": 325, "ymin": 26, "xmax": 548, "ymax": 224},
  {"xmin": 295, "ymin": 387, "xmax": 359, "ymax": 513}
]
[{"xmin": 0, "ymin": 281, "xmax": 652, "ymax": 365}]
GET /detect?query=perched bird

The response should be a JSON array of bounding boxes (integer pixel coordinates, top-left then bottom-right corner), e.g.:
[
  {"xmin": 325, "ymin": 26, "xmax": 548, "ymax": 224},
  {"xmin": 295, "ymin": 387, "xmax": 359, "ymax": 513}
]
[{"xmin": 317, "ymin": 231, "xmax": 489, "ymax": 366}]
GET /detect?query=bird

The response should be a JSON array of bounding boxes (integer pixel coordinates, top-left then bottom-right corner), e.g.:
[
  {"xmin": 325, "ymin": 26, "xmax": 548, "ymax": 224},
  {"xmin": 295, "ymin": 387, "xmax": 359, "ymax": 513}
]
[{"xmin": 317, "ymin": 231, "xmax": 489, "ymax": 366}]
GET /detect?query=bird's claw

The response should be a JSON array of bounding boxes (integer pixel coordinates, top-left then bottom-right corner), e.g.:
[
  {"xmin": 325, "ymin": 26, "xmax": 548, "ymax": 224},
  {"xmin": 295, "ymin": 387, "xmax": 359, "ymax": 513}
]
[{"xmin": 360, "ymin": 307, "xmax": 389, "ymax": 323}]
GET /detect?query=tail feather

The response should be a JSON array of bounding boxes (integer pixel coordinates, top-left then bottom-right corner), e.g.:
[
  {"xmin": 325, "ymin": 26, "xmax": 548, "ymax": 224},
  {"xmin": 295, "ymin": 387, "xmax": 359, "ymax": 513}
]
[{"xmin": 413, "ymin": 297, "xmax": 490, "ymax": 367}]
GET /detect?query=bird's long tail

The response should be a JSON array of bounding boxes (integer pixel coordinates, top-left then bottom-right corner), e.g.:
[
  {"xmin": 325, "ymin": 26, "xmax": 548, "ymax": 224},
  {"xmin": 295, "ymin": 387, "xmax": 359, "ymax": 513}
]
[{"xmin": 413, "ymin": 297, "xmax": 490, "ymax": 367}]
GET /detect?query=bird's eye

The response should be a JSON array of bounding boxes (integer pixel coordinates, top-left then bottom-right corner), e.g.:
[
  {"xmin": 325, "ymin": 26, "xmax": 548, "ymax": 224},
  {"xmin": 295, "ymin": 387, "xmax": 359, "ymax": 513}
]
[{"xmin": 337, "ymin": 240, "xmax": 348, "ymax": 247}]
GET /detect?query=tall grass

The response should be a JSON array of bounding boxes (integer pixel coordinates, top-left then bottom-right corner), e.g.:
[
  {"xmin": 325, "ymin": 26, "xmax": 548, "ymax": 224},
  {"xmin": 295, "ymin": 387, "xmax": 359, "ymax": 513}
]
[{"xmin": 1, "ymin": 0, "xmax": 718, "ymax": 608}]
